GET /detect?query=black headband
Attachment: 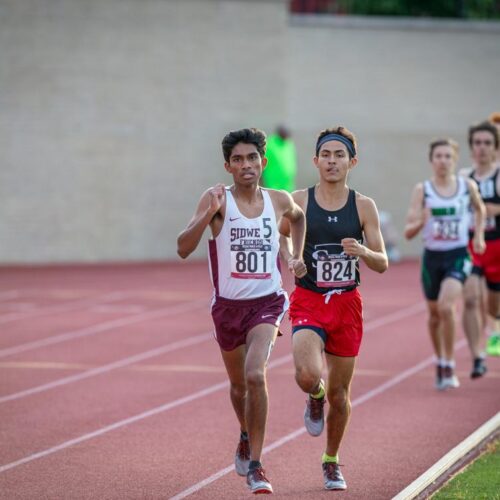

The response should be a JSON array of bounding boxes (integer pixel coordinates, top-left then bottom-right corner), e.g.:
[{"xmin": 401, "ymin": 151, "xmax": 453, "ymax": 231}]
[{"xmin": 316, "ymin": 133, "xmax": 356, "ymax": 157}]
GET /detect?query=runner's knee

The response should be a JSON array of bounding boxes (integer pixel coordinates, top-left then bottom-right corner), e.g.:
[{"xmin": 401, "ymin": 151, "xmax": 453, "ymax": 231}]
[
  {"xmin": 487, "ymin": 294, "xmax": 500, "ymax": 317},
  {"xmin": 464, "ymin": 293, "xmax": 481, "ymax": 309},
  {"xmin": 245, "ymin": 368, "xmax": 265, "ymax": 389},
  {"xmin": 295, "ymin": 365, "xmax": 322, "ymax": 393},
  {"xmin": 327, "ymin": 386, "xmax": 350, "ymax": 415},
  {"xmin": 437, "ymin": 301, "xmax": 454, "ymax": 318},
  {"xmin": 428, "ymin": 310, "xmax": 440, "ymax": 328},
  {"xmin": 230, "ymin": 381, "xmax": 247, "ymax": 399}
]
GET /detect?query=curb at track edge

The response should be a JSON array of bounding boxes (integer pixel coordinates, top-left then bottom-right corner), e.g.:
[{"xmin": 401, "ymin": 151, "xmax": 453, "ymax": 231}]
[{"xmin": 392, "ymin": 412, "xmax": 500, "ymax": 500}]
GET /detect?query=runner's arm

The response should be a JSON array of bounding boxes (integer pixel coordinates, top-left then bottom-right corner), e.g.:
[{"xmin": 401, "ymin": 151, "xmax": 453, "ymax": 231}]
[
  {"xmin": 343, "ymin": 197, "xmax": 388, "ymax": 273},
  {"xmin": 484, "ymin": 203, "xmax": 500, "ymax": 217},
  {"xmin": 177, "ymin": 184, "xmax": 225, "ymax": 259},
  {"xmin": 279, "ymin": 191, "xmax": 307, "ymax": 277},
  {"xmin": 467, "ymin": 179, "xmax": 486, "ymax": 255},
  {"xmin": 404, "ymin": 183, "xmax": 426, "ymax": 240},
  {"xmin": 489, "ymin": 173, "xmax": 500, "ymax": 216}
]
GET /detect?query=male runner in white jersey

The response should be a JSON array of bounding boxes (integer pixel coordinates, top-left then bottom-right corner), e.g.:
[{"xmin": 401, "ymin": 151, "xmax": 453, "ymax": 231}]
[
  {"xmin": 280, "ymin": 126, "xmax": 388, "ymax": 491},
  {"xmin": 177, "ymin": 128, "xmax": 306, "ymax": 494},
  {"xmin": 405, "ymin": 139, "xmax": 485, "ymax": 388},
  {"xmin": 460, "ymin": 121, "xmax": 500, "ymax": 360}
]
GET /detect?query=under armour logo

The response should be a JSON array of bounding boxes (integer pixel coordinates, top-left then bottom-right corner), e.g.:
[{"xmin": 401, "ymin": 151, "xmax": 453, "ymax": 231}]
[{"xmin": 328, "ymin": 216, "xmax": 338, "ymax": 223}]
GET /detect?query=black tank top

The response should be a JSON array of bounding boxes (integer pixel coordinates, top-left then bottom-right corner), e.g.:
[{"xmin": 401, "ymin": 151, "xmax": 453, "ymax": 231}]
[
  {"xmin": 297, "ymin": 186, "xmax": 363, "ymax": 293},
  {"xmin": 469, "ymin": 168, "xmax": 500, "ymax": 241}
]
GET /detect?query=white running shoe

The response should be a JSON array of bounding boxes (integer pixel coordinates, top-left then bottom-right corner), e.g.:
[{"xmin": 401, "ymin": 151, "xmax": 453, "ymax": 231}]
[
  {"xmin": 440, "ymin": 366, "xmax": 460, "ymax": 390},
  {"xmin": 304, "ymin": 394, "xmax": 325, "ymax": 436},
  {"xmin": 234, "ymin": 437, "xmax": 250, "ymax": 476},
  {"xmin": 323, "ymin": 462, "xmax": 347, "ymax": 490}
]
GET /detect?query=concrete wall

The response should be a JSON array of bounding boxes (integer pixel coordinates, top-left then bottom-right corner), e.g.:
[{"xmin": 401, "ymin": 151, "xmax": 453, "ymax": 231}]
[
  {"xmin": 287, "ymin": 15, "xmax": 500, "ymax": 257},
  {"xmin": 0, "ymin": 0, "xmax": 289, "ymax": 262},
  {"xmin": 1, "ymin": 1, "xmax": 499, "ymax": 262}
]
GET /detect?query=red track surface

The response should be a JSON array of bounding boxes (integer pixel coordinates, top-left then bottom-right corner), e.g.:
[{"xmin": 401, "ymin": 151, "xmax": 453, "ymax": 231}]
[{"xmin": 0, "ymin": 261, "xmax": 498, "ymax": 499}]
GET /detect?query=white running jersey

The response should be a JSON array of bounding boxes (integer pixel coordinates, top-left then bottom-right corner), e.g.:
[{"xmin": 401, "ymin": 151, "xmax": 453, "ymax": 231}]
[
  {"xmin": 422, "ymin": 177, "xmax": 470, "ymax": 251},
  {"xmin": 208, "ymin": 188, "xmax": 282, "ymax": 299}
]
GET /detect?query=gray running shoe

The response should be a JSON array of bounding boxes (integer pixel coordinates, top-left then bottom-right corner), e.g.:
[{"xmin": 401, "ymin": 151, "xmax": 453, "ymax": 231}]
[
  {"xmin": 247, "ymin": 466, "xmax": 273, "ymax": 494},
  {"xmin": 440, "ymin": 366, "xmax": 460, "ymax": 390},
  {"xmin": 304, "ymin": 394, "xmax": 325, "ymax": 436},
  {"xmin": 235, "ymin": 437, "xmax": 250, "ymax": 476},
  {"xmin": 434, "ymin": 364, "xmax": 443, "ymax": 390},
  {"xmin": 323, "ymin": 462, "xmax": 347, "ymax": 490}
]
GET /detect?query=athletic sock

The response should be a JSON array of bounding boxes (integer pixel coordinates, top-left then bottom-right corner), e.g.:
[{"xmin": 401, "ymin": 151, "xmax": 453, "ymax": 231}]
[
  {"xmin": 322, "ymin": 452, "xmax": 339, "ymax": 464},
  {"xmin": 311, "ymin": 379, "xmax": 325, "ymax": 399},
  {"xmin": 249, "ymin": 460, "xmax": 262, "ymax": 471}
]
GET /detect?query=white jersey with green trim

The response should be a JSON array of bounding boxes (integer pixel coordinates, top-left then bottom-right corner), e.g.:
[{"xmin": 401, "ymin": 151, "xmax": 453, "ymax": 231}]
[
  {"xmin": 208, "ymin": 188, "xmax": 282, "ymax": 299},
  {"xmin": 422, "ymin": 177, "xmax": 470, "ymax": 251}
]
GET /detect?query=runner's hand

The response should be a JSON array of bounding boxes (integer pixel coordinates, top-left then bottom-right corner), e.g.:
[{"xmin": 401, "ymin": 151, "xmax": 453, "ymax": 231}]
[
  {"xmin": 207, "ymin": 183, "xmax": 225, "ymax": 216},
  {"xmin": 288, "ymin": 258, "xmax": 307, "ymax": 278},
  {"xmin": 341, "ymin": 238, "xmax": 365, "ymax": 257},
  {"xmin": 472, "ymin": 234, "xmax": 486, "ymax": 255}
]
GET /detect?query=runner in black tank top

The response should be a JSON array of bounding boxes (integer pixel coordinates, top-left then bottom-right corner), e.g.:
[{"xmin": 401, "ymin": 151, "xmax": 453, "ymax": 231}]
[
  {"xmin": 469, "ymin": 168, "xmax": 500, "ymax": 241},
  {"xmin": 462, "ymin": 120, "xmax": 500, "ymax": 363},
  {"xmin": 279, "ymin": 126, "xmax": 388, "ymax": 492},
  {"xmin": 298, "ymin": 187, "xmax": 363, "ymax": 294}
]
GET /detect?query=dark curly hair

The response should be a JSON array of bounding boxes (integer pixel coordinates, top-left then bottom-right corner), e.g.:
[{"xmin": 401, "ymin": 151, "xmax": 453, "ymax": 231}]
[
  {"xmin": 468, "ymin": 121, "xmax": 499, "ymax": 149},
  {"xmin": 221, "ymin": 128, "xmax": 267, "ymax": 162}
]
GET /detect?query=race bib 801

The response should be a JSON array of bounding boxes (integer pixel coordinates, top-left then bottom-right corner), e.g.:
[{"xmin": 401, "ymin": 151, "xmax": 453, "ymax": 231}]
[{"xmin": 230, "ymin": 245, "xmax": 271, "ymax": 279}]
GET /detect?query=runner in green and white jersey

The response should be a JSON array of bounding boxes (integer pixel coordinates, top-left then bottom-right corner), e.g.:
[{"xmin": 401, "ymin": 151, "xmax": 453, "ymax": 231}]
[{"xmin": 405, "ymin": 138, "xmax": 486, "ymax": 390}]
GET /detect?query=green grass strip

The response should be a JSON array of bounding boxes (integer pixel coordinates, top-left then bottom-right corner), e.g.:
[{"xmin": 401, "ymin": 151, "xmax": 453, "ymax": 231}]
[{"xmin": 432, "ymin": 438, "xmax": 500, "ymax": 500}]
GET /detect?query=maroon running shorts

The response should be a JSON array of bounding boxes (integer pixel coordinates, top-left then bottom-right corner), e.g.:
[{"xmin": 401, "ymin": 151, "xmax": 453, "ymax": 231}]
[{"xmin": 211, "ymin": 291, "xmax": 289, "ymax": 351}]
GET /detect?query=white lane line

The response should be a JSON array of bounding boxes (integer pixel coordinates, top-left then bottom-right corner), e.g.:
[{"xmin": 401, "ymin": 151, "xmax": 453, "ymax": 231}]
[
  {"xmin": 0, "ymin": 301, "xmax": 425, "ymax": 403},
  {"xmin": 90, "ymin": 305, "xmax": 147, "ymax": 314},
  {"xmin": 0, "ymin": 291, "xmax": 129, "ymax": 325},
  {"xmin": 392, "ymin": 412, "xmax": 500, "ymax": 500},
  {"xmin": 0, "ymin": 353, "xmax": 293, "ymax": 474},
  {"xmin": 0, "ymin": 332, "xmax": 212, "ymax": 403},
  {"xmin": 0, "ymin": 291, "xmax": 21, "ymax": 302},
  {"xmin": 0, "ymin": 380, "xmax": 229, "ymax": 475},
  {"xmin": 359, "ymin": 302, "xmax": 425, "ymax": 331},
  {"xmin": 0, "ymin": 299, "xmax": 207, "ymax": 359},
  {"xmin": 0, "ymin": 302, "xmax": 425, "ymax": 474},
  {"xmin": 169, "ymin": 339, "xmax": 468, "ymax": 500}
]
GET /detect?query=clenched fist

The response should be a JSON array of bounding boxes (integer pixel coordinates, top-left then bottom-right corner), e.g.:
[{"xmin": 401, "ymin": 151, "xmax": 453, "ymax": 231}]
[{"xmin": 288, "ymin": 258, "xmax": 307, "ymax": 278}]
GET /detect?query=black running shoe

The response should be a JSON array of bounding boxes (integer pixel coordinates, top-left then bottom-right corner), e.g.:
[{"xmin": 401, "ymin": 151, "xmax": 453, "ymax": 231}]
[{"xmin": 471, "ymin": 357, "xmax": 487, "ymax": 379}]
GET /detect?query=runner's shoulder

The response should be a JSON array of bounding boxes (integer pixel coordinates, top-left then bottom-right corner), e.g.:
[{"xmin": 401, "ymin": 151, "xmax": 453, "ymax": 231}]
[
  {"xmin": 290, "ymin": 188, "xmax": 308, "ymax": 209},
  {"xmin": 264, "ymin": 188, "xmax": 297, "ymax": 214},
  {"xmin": 354, "ymin": 191, "xmax": 377, "ymax": 209},
  {"xmin": 458, "ymin": 166, "xmax": 473, "ymax": 178}
]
